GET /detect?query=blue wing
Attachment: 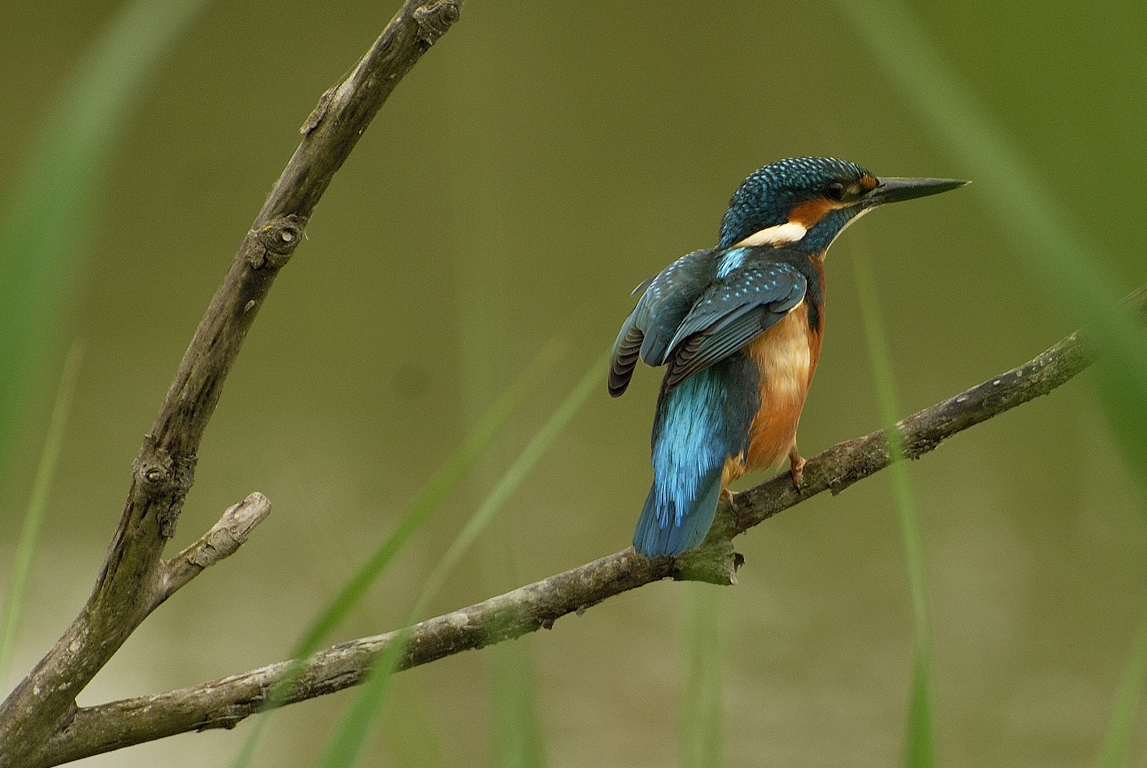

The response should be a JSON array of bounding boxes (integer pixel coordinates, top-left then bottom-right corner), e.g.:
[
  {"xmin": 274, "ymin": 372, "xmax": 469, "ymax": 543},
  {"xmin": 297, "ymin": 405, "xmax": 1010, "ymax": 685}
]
[
  {"xmin": 609, "ymin": 248, "xmax": 806, "ymax": 396},
  {"xmin": 660, "ymin": 262, "xmax": 805, "ymax": 391},
  {"xmin": 608, "ymin": 249, "xmax": 717, "ymax": 396}
]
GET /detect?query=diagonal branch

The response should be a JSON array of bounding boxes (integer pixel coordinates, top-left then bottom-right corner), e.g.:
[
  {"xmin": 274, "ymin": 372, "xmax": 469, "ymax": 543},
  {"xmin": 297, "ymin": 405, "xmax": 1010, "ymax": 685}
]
[
  {"xmin": 0, "ymin": 2, "xmax": 461, "ymax": 765},
  {"xmin": 32, "ymin": 283, "xmax": 1147, "ymax": 767}
]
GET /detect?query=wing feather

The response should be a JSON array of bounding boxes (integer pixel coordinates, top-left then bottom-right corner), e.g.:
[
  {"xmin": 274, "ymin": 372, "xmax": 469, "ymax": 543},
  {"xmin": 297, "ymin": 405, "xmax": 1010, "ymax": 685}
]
[
  {"xmin": 608, "ymin": 249, "xmax": 716, "ymax": 396},
  {"xmin": 608, "ymin": 248, "xmax": 810, "ymax": 396},
  {"xmin": 608, "ymin": 321, "xmax": 645, "ymax": 397}
]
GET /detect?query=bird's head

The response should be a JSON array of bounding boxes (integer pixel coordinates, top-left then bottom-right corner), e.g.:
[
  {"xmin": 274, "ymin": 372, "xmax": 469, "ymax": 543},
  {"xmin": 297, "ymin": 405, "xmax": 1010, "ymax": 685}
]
[{"xmin": 717, "ymin": 156, "xmax": 967, "ymax": 254}]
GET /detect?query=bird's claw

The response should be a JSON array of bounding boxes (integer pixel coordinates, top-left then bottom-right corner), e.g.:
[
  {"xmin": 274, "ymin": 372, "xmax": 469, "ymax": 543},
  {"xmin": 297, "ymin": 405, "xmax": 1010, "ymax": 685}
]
[{"xmin": 788, "ymin": 448, "xmax": 806, "ymax": 491}]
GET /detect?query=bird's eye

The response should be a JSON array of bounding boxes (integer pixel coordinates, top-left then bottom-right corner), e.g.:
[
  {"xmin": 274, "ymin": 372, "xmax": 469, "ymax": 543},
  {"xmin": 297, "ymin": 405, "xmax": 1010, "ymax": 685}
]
[{"xmin": 826, "ymin": 182, "xmax": 846, "ymax": 201}]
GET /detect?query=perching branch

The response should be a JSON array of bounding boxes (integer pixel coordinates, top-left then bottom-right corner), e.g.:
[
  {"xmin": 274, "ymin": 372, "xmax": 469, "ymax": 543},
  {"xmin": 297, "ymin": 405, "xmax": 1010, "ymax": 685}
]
[
  {"xmin": 0, "ymin": 2, "xmax": 461, "ymax": 766},
  {"xmin": 29, "ymin": 283, "xmax": 1147, "ymax": 766}
]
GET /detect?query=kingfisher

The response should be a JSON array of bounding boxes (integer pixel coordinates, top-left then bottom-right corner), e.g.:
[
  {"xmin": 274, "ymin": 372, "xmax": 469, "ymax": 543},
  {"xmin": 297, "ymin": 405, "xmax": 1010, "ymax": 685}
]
[{"xmin": 609, "ymin": 156, "xmax": 966, "ymax": 557}]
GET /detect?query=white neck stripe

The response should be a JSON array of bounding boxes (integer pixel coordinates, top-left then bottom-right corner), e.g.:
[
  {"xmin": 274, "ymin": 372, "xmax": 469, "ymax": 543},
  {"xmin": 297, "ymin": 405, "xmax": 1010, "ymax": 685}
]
[{"xmin": 733, "ymin": 221, "xmax": 808, "ymax": 248}]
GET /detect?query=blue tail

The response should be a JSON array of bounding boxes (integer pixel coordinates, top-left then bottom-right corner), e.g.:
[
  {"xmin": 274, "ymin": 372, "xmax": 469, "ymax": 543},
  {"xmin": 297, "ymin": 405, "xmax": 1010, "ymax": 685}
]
[
  {"xmin": 632, "ymin": 359, "xmax": 759, "ymax": 557},
  {"xmin": 633, "ymin": 467, "xmax": 722, "ymax": 556}
]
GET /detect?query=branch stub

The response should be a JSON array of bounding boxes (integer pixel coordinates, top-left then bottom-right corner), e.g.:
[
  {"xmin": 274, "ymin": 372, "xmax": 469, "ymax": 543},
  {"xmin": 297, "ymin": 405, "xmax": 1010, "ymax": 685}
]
[{"xmin": 413, "ymin": 0, "xmax": 461, "ymax": 45}]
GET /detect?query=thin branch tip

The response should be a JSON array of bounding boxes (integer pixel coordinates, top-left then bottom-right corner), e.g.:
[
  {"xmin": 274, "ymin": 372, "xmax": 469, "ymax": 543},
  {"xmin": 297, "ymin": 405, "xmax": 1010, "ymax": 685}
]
[
  {"xmin": 161, "ymin": 493, "xmax": 271, "ymax": 601},
  {"xmin": 210, "ymin": 491, "xmax": 271, "ymax": 544}
]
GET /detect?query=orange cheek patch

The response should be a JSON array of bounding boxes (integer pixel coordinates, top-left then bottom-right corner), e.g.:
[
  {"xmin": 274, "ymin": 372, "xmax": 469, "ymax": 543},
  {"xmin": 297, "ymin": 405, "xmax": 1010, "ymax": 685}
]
[
  {"xmin": 859, "ymin": 173, "xmax": 878, "ymax": 193},
  {"xmin": 789, "ymin": 198, "xmax": 842, "ymax": 228}
]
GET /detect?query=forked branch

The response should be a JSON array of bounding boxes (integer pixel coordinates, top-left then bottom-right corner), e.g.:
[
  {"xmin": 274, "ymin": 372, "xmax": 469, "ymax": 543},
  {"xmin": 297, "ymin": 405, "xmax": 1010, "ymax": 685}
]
[{"xmin": 0, "ymin": 1, "xmax": 461, "ymax": 766}]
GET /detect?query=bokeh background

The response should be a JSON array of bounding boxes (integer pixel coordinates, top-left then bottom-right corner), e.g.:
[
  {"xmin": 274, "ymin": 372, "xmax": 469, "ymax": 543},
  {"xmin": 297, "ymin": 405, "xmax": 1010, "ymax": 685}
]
[{"xmin": 2, "ymin": 1, "xmax": 1146, "ymax": 766}]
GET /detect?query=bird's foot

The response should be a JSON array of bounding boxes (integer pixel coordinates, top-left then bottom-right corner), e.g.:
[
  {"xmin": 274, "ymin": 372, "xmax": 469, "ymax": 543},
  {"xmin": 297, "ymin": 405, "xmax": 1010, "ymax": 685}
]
[
  {"xmin": 720, "ymin": 487, "xmax": 735, "ymax": 506},
  {"xmin": 788, "ymin": 446, "xmax": 806, "ymax": 491}
]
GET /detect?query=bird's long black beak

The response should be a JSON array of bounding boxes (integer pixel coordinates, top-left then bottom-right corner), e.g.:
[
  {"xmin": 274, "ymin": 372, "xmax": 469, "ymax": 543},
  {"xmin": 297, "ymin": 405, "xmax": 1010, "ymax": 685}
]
[{"xmin": 864, "ymin": 176, "xmax": 969, "ymax": 206}]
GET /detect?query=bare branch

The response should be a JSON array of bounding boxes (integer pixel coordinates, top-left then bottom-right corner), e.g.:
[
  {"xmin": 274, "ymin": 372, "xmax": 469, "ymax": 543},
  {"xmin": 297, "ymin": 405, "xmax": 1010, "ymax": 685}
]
[
  {"xmin": 32, "ymin": 284, "xmax": 1147, "ymax": 766},
  {"xmin": 0, "ymin": 1, "xmax": 461, "ymax": 764},
  {"xmin": 160, "ymin": 492, "xmax": 271, "ymax": 602}
]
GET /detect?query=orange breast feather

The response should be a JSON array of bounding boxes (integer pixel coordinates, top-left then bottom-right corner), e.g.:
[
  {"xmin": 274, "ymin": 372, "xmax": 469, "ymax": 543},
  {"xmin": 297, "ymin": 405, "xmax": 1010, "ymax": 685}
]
[{"xmin": 730, "ymin": 302, "xmax": 822, "ymax": 481}]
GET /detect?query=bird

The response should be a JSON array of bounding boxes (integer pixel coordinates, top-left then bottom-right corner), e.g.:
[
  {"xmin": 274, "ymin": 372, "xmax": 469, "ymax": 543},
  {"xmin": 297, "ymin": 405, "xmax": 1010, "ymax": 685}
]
[{"xmin": 609, "ymin": 156, "xmax": 967, "ymax": 557}]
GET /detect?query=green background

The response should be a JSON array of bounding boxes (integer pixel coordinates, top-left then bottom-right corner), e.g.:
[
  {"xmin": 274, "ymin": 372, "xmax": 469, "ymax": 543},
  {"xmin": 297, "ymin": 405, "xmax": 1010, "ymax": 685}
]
[{"xmin": 1, "ymin": 1, "xmax": 1145, "ymax": 766}]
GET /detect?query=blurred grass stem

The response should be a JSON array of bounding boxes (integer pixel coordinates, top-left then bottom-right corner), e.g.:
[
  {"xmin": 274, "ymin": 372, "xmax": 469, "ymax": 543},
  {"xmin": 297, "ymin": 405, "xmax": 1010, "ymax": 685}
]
[
  {"xmin": 1097, "ymin": 602, "xmax": 1147, "ymax": 768},
  {"xmin": 681, "ymin": 583, "xmax": 724, "ymax": 768},
  {"xmin": 0, "ymin": 343, "xmax": 83, "ymax": 686},
  {"xmin": 230, "ymin": 340, "xmax": 564, "ymax": 768},
  {"xmin": 0, "ymin": 0, "xmax": 209, "ymax": 492},
  {"xmin": 315, "ymin": 353, "xmax": 607, "ymax": 768},
  {"xmin": 851, "ymin": 241, "xmax": 936, "ymax": 767}
]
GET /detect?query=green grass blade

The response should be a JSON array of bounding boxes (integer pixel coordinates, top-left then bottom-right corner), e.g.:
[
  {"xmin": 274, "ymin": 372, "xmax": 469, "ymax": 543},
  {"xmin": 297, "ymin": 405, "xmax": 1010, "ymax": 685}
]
[
  {"xmin": 903, "ymin": 646, "xmax": 935, "ymax": 768},
  {"xmin": 379, "ymin": 677, "xmax": 451, "ymax": 768},
  {"xmin": 1096, "ymin": 604, "xmax": 1147, "ymax": 768},
  {"xmin": 0, "ymin": 343, "xmax": 83, "ymax": 686},
  {"xmin": 293, "ymin": 337, "xmax": 564, "ymax": 657},
  {"xmin": 313, "ymin": 352, "xmax": 608, "ymax": 768},
  {"xmin": 680, "ymin": 582, "xmax": 724, "ymax": 768},
  {"xmin": 415, "ymin": 352, "xmax": 606, "ymax": 610},
  {"xmin": 0, "ymin": 0, "xmax": 210, "ymax": 485},
  {"xmin": 230, "ymin": 339, "xmax": 565, "ymax": 768},
  {"xmin": 490, "ymin": 640, "xmax": 547, "ymax": 768},
  {"xmin": 852, "ymin": 243, "xmax": 935, "ymax": 768}
]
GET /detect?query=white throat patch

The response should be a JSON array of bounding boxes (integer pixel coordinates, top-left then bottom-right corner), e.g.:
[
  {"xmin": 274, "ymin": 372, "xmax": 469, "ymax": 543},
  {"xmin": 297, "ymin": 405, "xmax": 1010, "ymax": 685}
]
[{"xmin": 733, "ymin": 221, "xmax": 808, "ymax": 248}]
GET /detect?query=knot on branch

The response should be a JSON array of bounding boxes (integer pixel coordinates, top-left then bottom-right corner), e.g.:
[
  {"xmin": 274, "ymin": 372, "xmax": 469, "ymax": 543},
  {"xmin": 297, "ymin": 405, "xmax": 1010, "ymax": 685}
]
[
  {"xmin": 248, "ymin": 215, "xmax": 305, "ymax": 269},
  {"xmin": 133, "ymin": 437, "xmax": 197, "ymax": 538},
  {"xmin": 194, "ymin": 707, "xmax": 245, "ymax": 732},
  {"xmin": 134, "ymin": 440, "xmax": 193, "ymax": 495},
  {"xmin": 413, "ymin": 0, "xmax": 461, "ymax": 45}
]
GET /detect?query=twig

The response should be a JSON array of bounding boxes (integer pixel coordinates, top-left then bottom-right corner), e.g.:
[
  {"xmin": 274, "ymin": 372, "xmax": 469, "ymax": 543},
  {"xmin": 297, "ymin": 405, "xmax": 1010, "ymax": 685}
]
[
  {"xmin": 31, "ymin": 283, "xmax": 1147, "ymax": 766},
  {"xmin": 160, "ymin": 492, "xmax": 272, "ymax": 601},
  {"xmin": 0, "ymin": 2, "xmax": 461, "ymax": 765}
]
